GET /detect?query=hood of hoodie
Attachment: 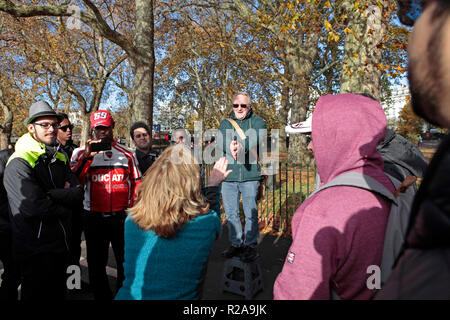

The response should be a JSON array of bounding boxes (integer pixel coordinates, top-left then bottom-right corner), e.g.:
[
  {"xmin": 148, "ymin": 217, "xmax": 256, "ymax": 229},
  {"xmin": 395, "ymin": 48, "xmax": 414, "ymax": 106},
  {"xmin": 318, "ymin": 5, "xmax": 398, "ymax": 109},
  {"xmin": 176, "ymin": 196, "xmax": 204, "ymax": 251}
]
[{"xmin": 312, "ymin": 93, "xmax": 393, "ymax": 190}]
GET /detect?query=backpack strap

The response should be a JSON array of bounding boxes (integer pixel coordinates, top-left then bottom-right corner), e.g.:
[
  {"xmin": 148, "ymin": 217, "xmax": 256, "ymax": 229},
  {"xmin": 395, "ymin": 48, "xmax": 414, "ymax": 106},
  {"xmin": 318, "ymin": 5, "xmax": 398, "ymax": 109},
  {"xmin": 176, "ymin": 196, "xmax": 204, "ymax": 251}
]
[
  {"xmin": 226, "ymin": 117, "xmax": 264, "ymax": 169},
  {"xmin": 310, "ymin": 171, "xmax": 398, "ymax": 205},
  {"xmin": 315, "ymin": 172, "xmax": 407, "ymax": 299},
  {"xmin": 226, "ymin": 118, "xmax": 247, "ymax": 140}
]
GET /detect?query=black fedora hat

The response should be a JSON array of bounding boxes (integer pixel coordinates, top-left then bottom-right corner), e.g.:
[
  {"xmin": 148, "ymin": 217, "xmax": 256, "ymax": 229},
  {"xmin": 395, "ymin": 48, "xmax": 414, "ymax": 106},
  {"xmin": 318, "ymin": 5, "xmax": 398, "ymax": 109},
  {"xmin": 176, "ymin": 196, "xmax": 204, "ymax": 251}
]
[{"xmin": 24, "ymin": 101, "xmax": 62, "ymax": 126}]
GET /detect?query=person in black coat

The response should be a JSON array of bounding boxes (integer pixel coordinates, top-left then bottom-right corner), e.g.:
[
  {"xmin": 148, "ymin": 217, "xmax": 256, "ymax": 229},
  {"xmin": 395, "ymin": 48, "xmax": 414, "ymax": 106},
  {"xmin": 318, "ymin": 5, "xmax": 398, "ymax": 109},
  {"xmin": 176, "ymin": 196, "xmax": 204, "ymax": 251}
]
[
  {"xmin": 56, "ymin": 112, "xmax": 78, "ymax": 161},
  {"xmin": 0, "ymin": 147, "xmax": 19, "ymax": 300},
  {"xmin": 376, "ymin": 0, "xmax": 450, "ymax": 299},
  {"xmin": 4, "ymin": 101, "xmax": 83, "ymax": 300},
  {"xmin": 130, "ymin": 121, "xmax": 159, "ymax": 175},
  {"xmin": 56, "ymin": 112, "xmax": 83, "ymax": 268}
]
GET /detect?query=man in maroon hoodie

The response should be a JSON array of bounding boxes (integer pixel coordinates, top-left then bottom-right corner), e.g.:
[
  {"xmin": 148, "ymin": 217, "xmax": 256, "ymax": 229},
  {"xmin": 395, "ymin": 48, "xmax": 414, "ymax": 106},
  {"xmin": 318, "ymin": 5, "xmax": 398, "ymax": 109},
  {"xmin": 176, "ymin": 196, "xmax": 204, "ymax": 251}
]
[{"xmin": 274, "ymin": 93, "xmax": 395, "ymax": 299}]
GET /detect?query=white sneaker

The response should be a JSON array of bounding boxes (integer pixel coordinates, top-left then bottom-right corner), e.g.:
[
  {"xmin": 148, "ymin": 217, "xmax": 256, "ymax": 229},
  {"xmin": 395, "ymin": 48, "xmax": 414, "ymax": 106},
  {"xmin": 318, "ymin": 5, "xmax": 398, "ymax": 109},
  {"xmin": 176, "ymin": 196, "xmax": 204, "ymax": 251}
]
[{"xmin": 285, "ymin": 115, "xmax": 312, "ymax": 134}]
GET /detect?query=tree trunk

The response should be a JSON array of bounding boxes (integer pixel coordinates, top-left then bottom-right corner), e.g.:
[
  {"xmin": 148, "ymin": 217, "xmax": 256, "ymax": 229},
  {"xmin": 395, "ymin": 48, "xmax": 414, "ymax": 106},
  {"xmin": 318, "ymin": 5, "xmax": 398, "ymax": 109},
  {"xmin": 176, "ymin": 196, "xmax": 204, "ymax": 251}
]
[
  {"xmin": 0, "ymin": 109, "xmax": 12, "ymax": 149},
  {"xmin": 287, "ymin": 30, "xmax": 320, "ymax": 165},
  {"xmin": 279, "ymin": 84, "xmax": 290, "ymax": 154},
  {"xmin": 131, "ymin": 0, "xmax": 155, "ymax": 132},
  {"xmin": 0, "ymin": 91, "xmax": 13, "ymax": 149},
  {"xmin": 287, "ymin": 82, "xmax": 311, "ymax": 165},
  {"xmin": 340, "ymin": 0, "xmax": 392, "ymax": 100},
  {"xmin": 80, "ymin": 113, "xmax": 91, "ymax": 146}
]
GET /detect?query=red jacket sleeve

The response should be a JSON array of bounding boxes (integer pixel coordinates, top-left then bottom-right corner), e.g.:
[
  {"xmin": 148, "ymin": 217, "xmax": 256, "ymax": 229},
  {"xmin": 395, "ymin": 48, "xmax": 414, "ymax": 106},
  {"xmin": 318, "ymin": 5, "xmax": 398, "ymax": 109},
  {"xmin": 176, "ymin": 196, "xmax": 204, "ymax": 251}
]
[{"xmin": 127, "ymin": 151, "xmax": 142, "ymax": 207}]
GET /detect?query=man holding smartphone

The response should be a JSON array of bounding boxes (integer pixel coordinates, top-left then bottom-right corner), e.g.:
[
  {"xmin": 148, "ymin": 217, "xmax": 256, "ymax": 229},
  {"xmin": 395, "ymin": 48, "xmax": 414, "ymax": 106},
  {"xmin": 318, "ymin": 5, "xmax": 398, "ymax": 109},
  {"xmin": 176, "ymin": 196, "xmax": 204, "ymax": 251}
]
[{"xmin": 70, "ymin": 110, "xmax": 141, "ymax": 300}]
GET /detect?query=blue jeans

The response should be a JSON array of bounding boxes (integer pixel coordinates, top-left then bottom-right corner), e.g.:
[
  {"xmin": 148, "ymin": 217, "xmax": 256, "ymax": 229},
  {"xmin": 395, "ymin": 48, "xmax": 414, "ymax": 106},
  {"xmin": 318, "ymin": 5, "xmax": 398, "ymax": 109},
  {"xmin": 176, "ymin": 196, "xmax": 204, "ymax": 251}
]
[{"xmin": 221, "ymin": 181, "xmax": 260, "ymax": 248}]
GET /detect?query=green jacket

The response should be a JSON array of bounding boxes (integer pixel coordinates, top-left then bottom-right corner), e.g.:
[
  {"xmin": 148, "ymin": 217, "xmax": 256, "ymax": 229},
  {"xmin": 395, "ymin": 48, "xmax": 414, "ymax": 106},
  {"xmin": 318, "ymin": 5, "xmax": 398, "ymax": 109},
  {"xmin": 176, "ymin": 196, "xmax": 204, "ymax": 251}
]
[{"xmin": 219, "ymin": 109, "xmax": 267, "ymax": 182}]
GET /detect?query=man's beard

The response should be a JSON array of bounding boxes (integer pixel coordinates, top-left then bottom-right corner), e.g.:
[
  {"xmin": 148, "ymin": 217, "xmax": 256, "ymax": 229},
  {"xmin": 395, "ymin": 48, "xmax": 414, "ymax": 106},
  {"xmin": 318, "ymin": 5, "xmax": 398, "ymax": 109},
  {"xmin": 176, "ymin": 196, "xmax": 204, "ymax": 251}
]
[
  {"xmin": 35, "ymin": 131, "xmax": 57, "ymax": 147},
  {"xmin": 408, "ymin": 63, "xmax": 443, "ymax": 127}
]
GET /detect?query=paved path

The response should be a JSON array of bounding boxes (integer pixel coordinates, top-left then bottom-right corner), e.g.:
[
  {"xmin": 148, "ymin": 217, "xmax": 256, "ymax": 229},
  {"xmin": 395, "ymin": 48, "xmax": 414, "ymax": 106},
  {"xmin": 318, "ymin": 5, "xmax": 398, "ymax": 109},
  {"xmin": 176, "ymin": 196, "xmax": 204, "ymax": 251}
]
[
  {"xmin": 0, "ymin": 226, "xmax": 292, "ymax": 300},
  {"xmin": 66, "ymin": 226, "xmax": 292, "ymax": 300}
]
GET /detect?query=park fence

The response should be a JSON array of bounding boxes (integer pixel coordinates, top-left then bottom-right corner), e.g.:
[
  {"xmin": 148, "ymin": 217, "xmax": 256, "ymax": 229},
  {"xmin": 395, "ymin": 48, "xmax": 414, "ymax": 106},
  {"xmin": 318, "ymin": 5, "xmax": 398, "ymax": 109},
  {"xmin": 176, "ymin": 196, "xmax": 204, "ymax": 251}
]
[{"xmin": 203, "ymin": 163, "xmax": 317, "ymax": 237}]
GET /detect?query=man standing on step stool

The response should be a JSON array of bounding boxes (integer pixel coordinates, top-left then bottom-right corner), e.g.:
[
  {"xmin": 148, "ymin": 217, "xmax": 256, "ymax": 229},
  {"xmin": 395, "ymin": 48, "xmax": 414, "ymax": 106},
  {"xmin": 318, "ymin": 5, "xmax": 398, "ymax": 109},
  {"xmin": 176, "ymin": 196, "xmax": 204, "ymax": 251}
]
[{"xmin": 219, "ymin": 91, "xmax": 267, "ymax": 262}]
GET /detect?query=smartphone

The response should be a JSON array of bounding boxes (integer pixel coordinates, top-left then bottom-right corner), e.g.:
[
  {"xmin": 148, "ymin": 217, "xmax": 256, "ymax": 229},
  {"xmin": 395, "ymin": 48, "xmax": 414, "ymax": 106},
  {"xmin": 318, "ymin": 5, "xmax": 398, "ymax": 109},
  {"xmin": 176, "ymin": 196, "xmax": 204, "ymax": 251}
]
[{"xmin": 91, "ymin": 141, "xmax": 111, "ymax": 152}]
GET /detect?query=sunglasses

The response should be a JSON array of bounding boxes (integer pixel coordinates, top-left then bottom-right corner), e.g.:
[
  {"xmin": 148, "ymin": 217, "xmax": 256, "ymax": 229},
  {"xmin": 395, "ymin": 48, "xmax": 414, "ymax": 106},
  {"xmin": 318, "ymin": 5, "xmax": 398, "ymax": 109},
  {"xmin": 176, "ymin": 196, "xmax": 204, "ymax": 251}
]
[
  {"xmin": 33, "ymin": 122, "xmax": 60, "ymax": 130},
  {"xmin": 232, "ymin": 104, "xmax": 249, "ymax": 109},
  {"xmin": 59, "ymin": 124, "xmax": 74, "ymax": 132},
  {"xmin": 397, "ymin": 0, "xmax": 423, "ymax": 26}
]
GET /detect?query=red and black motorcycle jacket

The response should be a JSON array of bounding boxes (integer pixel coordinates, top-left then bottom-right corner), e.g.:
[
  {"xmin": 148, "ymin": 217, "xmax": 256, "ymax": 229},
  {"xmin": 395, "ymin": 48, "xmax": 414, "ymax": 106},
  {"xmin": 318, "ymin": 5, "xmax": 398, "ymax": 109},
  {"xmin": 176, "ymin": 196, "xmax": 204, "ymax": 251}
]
[{"xmin": 70, "ymin": 141, "xmax": 141, "ymax": 213}]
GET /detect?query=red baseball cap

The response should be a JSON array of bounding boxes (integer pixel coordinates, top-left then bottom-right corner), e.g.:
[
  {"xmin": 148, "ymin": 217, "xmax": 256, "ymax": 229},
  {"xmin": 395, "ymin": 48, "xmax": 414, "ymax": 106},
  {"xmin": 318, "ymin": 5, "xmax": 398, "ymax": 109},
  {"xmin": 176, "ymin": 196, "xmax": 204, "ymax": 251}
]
[{"xmin": 90, "ymin": 110, "xmax": 114, "ymax": 129}]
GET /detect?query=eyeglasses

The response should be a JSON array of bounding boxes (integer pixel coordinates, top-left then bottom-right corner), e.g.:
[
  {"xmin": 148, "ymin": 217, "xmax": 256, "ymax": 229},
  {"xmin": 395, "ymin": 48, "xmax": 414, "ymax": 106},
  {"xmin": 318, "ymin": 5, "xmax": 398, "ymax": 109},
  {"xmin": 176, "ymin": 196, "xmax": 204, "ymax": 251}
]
[
  {"xmin": 59, "ymin": 124, "xmax": 74, "ymax": 132},
  {"xmin": 134, "ymin": 133, "xmax": 148, "ymax": 139},
  {"xmin": 232, "ymin": 104, "xmax": 249, "ymax": 109},
  {"xmin": 397, "ymin": 0, "xmax": 424, "ymax": 26},
  {"xmin": 33, "ymin": 122, "xmax": 60, "ymax": 130}
]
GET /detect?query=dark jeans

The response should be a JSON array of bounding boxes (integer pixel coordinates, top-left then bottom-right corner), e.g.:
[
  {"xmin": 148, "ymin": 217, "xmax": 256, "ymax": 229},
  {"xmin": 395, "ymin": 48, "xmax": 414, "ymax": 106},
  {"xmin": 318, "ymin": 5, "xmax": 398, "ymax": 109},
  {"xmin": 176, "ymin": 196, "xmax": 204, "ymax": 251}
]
[
  {"xmin": 83, "ymin": 211, "xmax": 125, "ymax": 300},
  {"xmin": 0, "ymin": 230, "xmax": 20, "ymax": 300},
  {"xmin": 19, "ymin": 252, "xmax": 67, "ymax": 301},
  {"xmin": 68, "ymin": 206, "xmax": 84, "ymax": 267}
]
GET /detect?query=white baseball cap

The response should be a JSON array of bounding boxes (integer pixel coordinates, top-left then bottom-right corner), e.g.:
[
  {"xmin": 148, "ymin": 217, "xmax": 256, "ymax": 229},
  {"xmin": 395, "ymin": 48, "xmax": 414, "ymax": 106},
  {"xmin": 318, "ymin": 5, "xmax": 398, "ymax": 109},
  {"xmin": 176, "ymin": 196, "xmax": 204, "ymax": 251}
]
[{"xmin": 285, "ymin": 115, "xmax": 312, "ymax": 134}]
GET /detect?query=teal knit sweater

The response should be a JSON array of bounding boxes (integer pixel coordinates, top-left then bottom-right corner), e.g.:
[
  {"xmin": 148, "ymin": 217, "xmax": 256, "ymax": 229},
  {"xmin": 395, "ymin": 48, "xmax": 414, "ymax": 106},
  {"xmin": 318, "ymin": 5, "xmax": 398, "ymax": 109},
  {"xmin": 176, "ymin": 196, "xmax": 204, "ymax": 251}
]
[{"xmin": 115, "ymin": 211, "xmax": 221, "ymax": 300}]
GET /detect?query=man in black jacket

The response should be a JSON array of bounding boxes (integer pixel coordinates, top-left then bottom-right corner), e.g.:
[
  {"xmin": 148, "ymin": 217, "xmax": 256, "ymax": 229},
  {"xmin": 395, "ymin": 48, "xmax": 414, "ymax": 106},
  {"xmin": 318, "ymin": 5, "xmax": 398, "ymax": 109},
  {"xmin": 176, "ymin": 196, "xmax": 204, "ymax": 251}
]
[
  {"xmin": 130, "ymin": 121, "xmax": 159, "ymax": 175},
  {"xmin": 56, "ymin": 112, "xmax": 78, "ymax": 161},
  {"xmin": 0, "ymin": 147, "xmax": 19, "ymax": 300},
  {"xmin": 377, "ymin": 0, "xmax": 450, "ymax": 299},
  {"xmin": 4, "ymin": 101, "xmax": 83, "ymax": 300},
  {"xmin": 56, "ymin": 112, "xmax": 83, "ymax": 268}
]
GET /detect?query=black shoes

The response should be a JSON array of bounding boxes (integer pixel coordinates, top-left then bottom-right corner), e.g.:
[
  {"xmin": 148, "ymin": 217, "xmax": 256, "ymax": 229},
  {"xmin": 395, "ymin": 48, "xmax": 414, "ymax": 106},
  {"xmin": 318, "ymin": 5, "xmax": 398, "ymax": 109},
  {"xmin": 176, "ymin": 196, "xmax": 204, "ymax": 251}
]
[
  {"xmin": 240, "ymin": 246, "xmax": 259, "ymax": 262},
  {"xmin": 222, "ymin": 245, "xmax": 259, "ymax": 262},
  {"xmin": 221, "ymin": 245, "xmax": 243, "ymax": 259}
]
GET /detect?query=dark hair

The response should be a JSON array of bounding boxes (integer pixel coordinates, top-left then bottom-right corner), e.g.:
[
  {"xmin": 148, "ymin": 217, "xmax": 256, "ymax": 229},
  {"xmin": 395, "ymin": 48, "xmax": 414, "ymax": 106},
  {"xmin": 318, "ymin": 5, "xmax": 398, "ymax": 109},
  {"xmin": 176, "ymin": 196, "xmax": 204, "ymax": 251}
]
[
  {"xmin": 130, "ymin": 121, "xmax": 151, "ymax": 139},
  {"xmin": 398, "ymin": 0, "xmax": 450, "ymax": 26},
  {"xmin": 57, "ymin": 112, "xmax": 69, "ymax": 122}
]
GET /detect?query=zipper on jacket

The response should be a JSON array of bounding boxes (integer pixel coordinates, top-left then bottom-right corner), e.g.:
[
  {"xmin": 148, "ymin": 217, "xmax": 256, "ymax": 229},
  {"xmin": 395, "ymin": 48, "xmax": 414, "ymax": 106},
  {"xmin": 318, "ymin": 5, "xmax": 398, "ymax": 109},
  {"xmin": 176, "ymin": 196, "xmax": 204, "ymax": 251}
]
[
  {"xmin": 58, "ymin": 219, "xmax": 69, "ymax": 251},
  {"xmin": 37, "ymin": 220, "xmax": 43, "ymax": 239},
  {"xmin": 47, "ymin": 151, "xmax": 69, "ymax": 251}
]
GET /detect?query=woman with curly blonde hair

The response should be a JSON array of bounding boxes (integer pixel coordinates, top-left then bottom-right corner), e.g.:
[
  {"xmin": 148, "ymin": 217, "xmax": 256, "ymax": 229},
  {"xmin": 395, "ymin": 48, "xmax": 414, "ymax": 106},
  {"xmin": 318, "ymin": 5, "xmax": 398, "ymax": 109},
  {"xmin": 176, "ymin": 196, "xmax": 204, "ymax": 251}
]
[{"xmin": 115, "ymin": 144, "xmax": 231, "ymax": 300}]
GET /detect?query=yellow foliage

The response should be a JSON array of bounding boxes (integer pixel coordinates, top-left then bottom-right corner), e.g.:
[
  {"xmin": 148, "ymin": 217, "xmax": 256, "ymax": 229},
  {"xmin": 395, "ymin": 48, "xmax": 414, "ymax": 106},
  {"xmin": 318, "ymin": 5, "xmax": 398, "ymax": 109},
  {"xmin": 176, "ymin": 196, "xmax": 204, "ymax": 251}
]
[
  {"xmin": 327, "ymin": 31, "xmax": 339, "ymax": 42},
  {"xmin": 396, "ymin": 65, "xmax": 406, "ymax": 73},
  {"xmin": 324, "ymin": 20, "xmax": 332, "ymax": 31}
]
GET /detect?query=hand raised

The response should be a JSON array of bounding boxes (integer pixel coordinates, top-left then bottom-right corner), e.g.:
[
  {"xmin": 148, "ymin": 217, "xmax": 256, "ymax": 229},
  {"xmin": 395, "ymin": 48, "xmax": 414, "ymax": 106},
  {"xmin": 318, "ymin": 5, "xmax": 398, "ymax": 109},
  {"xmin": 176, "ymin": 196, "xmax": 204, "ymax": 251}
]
[
  {"xmin": 84, "ymin": 139, "xmax": 101, "ymax": 159},
  {"xmin": 207, "ymin": 157, "xmax": 232, "ymax": 187},
  {"xmin": 229, "ymin": 141, "xmax": 243, "ymax": 161}
]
